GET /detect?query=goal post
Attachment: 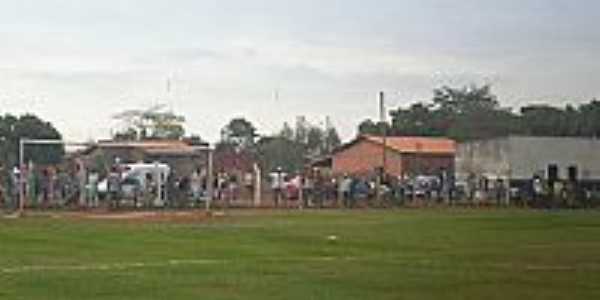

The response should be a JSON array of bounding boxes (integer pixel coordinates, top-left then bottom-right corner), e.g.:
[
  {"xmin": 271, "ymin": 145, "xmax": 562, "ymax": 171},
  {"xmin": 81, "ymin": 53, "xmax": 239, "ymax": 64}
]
[
  {"xmin": 17, "ymin": 138, "xmax": 215, "ymax": 215},
  {"xmin": 18, "ymin": 138, "xmax": 92, "ymax": 215}
]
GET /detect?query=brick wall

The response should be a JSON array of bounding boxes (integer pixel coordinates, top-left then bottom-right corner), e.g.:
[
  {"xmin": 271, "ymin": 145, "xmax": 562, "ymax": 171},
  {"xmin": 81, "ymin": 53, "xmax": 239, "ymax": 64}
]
[
  {"xmin": 332, "ymin": 140, "xmax": 404, "ymax": 176},
  {"xmin": 401, "ymin": 154, "xmax": 455, "ymax": 176},
  {"xmin": 332, "ymin": 140, "xmax": 455, "ymax": 177}
]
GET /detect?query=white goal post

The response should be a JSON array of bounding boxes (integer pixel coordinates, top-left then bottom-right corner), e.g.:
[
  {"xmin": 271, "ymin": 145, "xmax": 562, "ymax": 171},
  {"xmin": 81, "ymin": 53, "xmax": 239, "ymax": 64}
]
[
  {"xmin": 17, "ymin": 138, "xmax": 215, "ymax": 215},
  {"xmin": 18, "ymin": 139, "xmax": 91, "ymax": 214}
]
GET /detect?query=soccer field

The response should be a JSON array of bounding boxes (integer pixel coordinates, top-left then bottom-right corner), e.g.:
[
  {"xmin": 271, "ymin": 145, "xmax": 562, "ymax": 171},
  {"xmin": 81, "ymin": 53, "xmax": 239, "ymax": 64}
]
[{"xmin": 1, "ymin": 210, "xmax": 599, "ymax": 300}]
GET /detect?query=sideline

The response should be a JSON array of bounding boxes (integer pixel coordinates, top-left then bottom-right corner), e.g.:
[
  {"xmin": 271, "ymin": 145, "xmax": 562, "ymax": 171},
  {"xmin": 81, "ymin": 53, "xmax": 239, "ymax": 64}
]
[
  {"xmin": 3, "ymin": 257, "xmax": 598, "ymax": 275},
  {"xmin": 0, "ymin": 256, "xmax": 362, "ymax": 275}
]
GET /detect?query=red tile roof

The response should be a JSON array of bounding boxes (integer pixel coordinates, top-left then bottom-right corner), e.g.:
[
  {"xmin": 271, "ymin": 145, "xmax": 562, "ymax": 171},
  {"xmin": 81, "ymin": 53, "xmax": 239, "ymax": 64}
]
[
  {"xmin": 96, "ymin": 140, "xmax": 191, "ymax": 149},
  {"xmin": 83, "ymin": 140, "xmax": 209, "ymax": 156},
  {"xmin": 360, "ymin": 135, "xmax": 456, "ymax": 154}
]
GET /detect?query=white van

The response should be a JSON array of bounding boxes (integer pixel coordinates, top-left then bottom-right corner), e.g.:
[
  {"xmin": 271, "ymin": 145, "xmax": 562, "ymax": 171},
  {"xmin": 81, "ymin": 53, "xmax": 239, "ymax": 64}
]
[
  {"xmin": 121, "ymin": 163, "xmax": 171, "ymax": 190},
  {"xmin": 98, "ymin": 163, "xmax": 171, "ymax": 200}
]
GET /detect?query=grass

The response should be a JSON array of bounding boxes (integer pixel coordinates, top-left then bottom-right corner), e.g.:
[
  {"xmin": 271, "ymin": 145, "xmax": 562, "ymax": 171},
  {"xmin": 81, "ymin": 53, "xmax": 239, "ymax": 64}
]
[{"xmin": 1, "ymin": 209, "xmax": 600, "ymax": 299}]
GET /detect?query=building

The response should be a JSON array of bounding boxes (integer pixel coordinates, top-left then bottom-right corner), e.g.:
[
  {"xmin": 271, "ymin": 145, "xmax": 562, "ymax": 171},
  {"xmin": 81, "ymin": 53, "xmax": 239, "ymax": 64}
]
[
  {"xmin": 79, "ymin": 139, "xmax": 210, "ymax": 177},
  {"xmin": 331, "ymin": 135, "xmax": 456, "ymax": 177},
  {"xmin": 456, "ymin": 136, "xmax": 600, "ymax": 188}
]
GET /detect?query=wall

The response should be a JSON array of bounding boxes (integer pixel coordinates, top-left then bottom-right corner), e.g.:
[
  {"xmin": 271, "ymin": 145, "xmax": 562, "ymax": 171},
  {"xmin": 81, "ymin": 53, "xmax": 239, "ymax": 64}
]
[
  {"xmin": 457, "ymin": 136, "xmax": 600, "ymax": 181},
  {"xmin": 456, "ymin": 138, "xmax": 511, "ymax": 181},
  {"xmin": 401, "ymin": 153, "xmax": 455, "ymax": 176},
  {"xmin": 332, "ymin": 140, "xmax": 454, "ymax": 177},
  {"xmin": 332, "ymin": 140, "xmax": 403, "ymax": 177},
  {"xmin": 507, "ymin": 136, "xmax": 600, "ymax": 180}
]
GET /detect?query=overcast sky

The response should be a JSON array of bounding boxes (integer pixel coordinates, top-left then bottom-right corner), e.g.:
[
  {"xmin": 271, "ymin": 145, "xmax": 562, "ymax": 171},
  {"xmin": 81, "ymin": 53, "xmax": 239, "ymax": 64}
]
[{"xmin": 1, "ymin": 0, "xmax": 599, "ymax": 142}]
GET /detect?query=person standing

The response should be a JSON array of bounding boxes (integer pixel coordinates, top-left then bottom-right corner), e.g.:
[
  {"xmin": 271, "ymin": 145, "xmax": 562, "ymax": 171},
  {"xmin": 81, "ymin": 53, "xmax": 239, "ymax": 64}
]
[
  {"xmin": 2, "ymin": 167, "xmax": 15, "ymax": 209},
  {"xmin": 48, "ymin": 168, "xmax": 56, "ymax": 206},
  {"xmin": 40, "ymin": 168, "xmax": 51, "ymax": 208},
  {"xmin": 107, "ymin": 167, "xmax": 121, "ymax": 208},
  {"xmin": 25, "ymin": 162, "xmax": 36, "ymax": 207},
  {"xmin": 11, "ymin": 167, "xmax": 20, "ymax": 209},
  {"xmin": 88, "ymin": 170, "xmax": 99, "ymax": 208},
  {"xmin": 0, "ymin": 173, "xmax": 5, "ymax": 208},
  {"xmin": 143, "ymin": 173, "xmax": 156, "ymax": 209},
  {"xmin": 244, "ymin": 171, "xmax": 253, "ymax": 201},
  {"xmin": 75, "ymin": 159, "xmax": 87, "ymax": 208},
  {"xmin": 302, "ymin": 173, "xmax": 313, "ymax": 209},
  {"xmin": 191, "ymin": 169, "xmax": 202, "ymax": 204},
  {"xmin": 313, "ymin": 170, "xmax": 325, "ymax": 209},
  {"xmin": 532, "ymin": 174, "xmax": 543, "ymax": 207},
  {"xmin": 271, "ymin": 168, "xmax": 284, "ymax": 208},
  {"xmin": 467, "ymin": 172, "xmax": 477, "ymax": 204},
  {"xmin": 339, "ymin": 175, "xmax": 352, "ymax": 208},
  {"xmin": 217, "ymin": 172, "xmax": 227, "ymax": 201}
]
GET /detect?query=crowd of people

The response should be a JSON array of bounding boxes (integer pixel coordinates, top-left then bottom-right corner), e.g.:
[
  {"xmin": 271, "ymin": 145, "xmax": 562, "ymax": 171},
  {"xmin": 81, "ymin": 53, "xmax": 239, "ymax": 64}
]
[
  {"xmin": 1, "ymin": 162, "xmax": 456, "ymax": 210},
  {"xmin": 460, "ymin": 172, "xmax": 599, "ymax": 208},
  {"xmin": 0, "ymin": 163, "xmax": 87, "ymax": 209},
  {"xmin": 267, "ymin": 168, "xmax": 455, "ymax": 209},
  {"xmin": 0, "ymin": 161, "xmax": 172, "ymax": 210},
  {"xmin": 0, "ymin": 160, "xmax": 256, "ymax": 210},
  {"xmin": 4, "ymin": 160, "xmax": 596, "ymax": 211}
]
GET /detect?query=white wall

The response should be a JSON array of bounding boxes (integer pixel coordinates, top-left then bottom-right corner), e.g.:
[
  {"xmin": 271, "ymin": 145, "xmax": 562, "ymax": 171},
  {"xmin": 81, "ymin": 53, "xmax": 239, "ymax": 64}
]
[
  {"xmin": 456, "ymin": 138, "xmax": 511, "ymax": 181},
  {"xmin": 507, "ymin": 136, "xmax": 600, "ymax": 180}
]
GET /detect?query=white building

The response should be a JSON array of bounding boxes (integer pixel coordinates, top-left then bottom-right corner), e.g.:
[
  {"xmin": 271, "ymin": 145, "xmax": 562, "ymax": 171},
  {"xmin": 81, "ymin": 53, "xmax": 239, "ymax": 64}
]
[{"xmin": 457, "ymin": 136, "xmax": 600, "ymax": 186}]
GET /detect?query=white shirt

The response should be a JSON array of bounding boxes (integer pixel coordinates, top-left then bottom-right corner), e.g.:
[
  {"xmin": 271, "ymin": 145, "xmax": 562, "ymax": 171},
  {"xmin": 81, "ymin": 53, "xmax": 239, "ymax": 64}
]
[{"xmin": 270, "ymin": 173, "xmax": 286, "ymax": 189}]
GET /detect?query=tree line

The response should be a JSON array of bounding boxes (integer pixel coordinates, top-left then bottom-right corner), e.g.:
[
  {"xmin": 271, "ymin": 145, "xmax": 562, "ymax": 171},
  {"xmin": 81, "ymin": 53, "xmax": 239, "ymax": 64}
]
[
  {"xmin": 359, "ymin": 85, "xmax": 600, "ymax": 142},
  {"xmin": 218, "ymin": 117, "xmax": 341, "ymax": 173}
]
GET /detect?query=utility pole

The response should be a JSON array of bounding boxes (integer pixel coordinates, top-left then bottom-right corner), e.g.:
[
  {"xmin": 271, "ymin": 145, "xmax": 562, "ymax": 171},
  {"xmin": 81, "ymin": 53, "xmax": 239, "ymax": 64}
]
[
  {"xmin": 380, "ymin": 92, "xmax": 387, "ymax": 176},
  {"xmin": 19, "ymin": 138, "xmax": 24, "ymax": 214},
  {"xmin": 206, "ymin": 149, "xmax": 214, "ymax": 213},
  {"xmin": 254, "ymin": 163, "xmax": 261, "ymax": 207},
  {"xmin": 376, "ymin": 92, "xmax": 387, "ymax": 205},
  {"xmin": 323, "ymin": 116, "xmax": 332, "ymax": 153},
  {"xmin": 414, "ymin": 141, "xmax": 422, "ymax": 205}
]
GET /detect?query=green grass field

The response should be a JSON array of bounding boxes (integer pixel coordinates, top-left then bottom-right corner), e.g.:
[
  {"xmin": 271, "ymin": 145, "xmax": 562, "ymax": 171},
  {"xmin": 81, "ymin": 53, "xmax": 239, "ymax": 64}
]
[{"xmin": 1, "ymin": 209, "xmax": 600, "ymax": 300}]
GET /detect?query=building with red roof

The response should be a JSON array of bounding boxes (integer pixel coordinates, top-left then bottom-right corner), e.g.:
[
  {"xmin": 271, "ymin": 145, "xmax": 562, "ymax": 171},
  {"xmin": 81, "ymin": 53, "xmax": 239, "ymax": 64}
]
[{"xmin": 330, "ymin": 135, "xmax": 456, "ymax": 177}]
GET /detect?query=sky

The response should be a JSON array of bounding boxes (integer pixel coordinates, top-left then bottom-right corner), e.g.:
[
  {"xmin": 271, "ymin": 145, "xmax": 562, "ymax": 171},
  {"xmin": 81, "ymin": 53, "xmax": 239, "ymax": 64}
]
[{"xmin": 0, "ymin": 0, "xmax": 599, "ymax": 143}]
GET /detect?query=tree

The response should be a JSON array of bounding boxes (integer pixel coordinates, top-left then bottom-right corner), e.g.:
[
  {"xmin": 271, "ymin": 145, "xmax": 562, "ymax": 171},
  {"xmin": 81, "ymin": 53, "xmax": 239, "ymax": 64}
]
[
  {"xmin": 432, "ymin": 85, "xmax": 499, "ymax": 115},
  {"xmin": 324, "ymin": 126, "xmax": 341, "ymax": 153},
  {"xmin": 520, "ymin": 105, "xmax": 567, "ymax": 136},
  {"xmin": 390, "ymin": 103, "xmax": 442, "ymax": 137},
  {"xmin": 254, "ymin": 117, "xmax": 344, "ymax": 174},
  {"xmin": 378, "ymin": 85, "xmax": 520, "ymax": 142},
  {"xmin": 113, "ymin": 104, "xmax": 186, "ymax": 140},
  {"xmin": 113, "ymin": 128, "xmax": 137, "ymax": 141},
  {"xmin": 279, "ymin": 122, "xmax": 294, "ymax": 141},
  {"xmin": 145, "ymin": 111, "xmax": 186, "ymax": 139},
  {"xmin": 294, "ymin": 116, "xmax": 309, "ymax": 145},
  {"xmin": 358, "ymin": 119, "xmax": 380, "ymax": 136},
  {"xmin": 578, "ymin": 100, "xmax": 600, "ymax": 137},
  {"xmin": 220, "ymin": 118, "xmax": 258, "ymax": 151},
  {"xmin": 430, "ymin": 85, "xmax": 514, "ymax": 141},
  {"xmin": 306, "ymin": 126, "xmax": 324, "ymax": 155},
  {"xmin": 256, "ymin": 136, "xmax": 305, "ymax": 174},
  {"xmin": 0, "ymin": 114, "xmax": 64, "ymax": 168}
]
